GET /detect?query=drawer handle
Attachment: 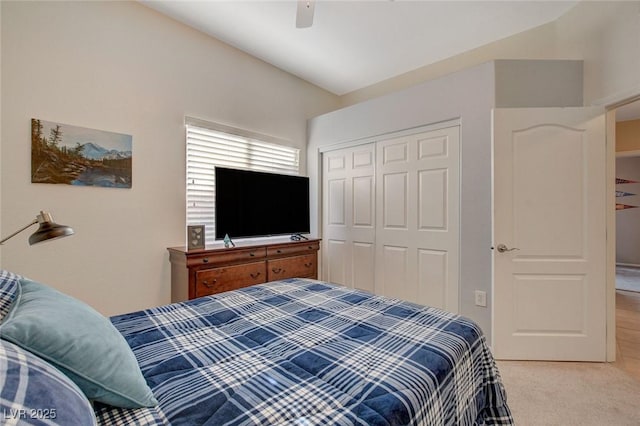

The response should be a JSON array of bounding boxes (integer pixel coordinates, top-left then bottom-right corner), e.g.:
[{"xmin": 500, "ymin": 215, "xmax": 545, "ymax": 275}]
[
  {"xmin": 308, "ymin": 246, "xmax": 313, "ymax": 250},
  {"xmin": 250, "ymin": 272, "xmax": 261, "ymax": 279},
  {"xmin": 202, "ymin": 279, "xmax": 217, "ymax": 288},
  {"xmin": 276, "ymin": 250, "xmax": 282, "ymax": 254},
  {"xmin": 304, "ymin": 262, "xmax": 313, "ymax": 268},
  {"xmin": 272, "ymin": 268, "xmax": 283, "ymax": 274},
  {"xmin": 249, "ymin": 252, "xmax": 255, "ymax": 257},
  {"xmin": 202, "ymin": 258, "xmax": 209, "ymax": 264}
]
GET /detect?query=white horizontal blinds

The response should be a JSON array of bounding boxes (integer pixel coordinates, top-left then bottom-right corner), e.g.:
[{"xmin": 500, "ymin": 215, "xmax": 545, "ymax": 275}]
[{"xmin": 186, "ymin": 124, "xmax": 300, "ymax": 245}]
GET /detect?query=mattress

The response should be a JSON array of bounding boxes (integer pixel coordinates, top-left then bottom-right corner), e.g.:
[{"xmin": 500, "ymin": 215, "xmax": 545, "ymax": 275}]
[{"xmin": 95, "ymin": 278, "xmax": 513, "ymax": 425}]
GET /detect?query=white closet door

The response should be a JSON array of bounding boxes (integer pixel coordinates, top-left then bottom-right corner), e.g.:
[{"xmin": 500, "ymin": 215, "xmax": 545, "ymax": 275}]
[
  {"xmin": 375, "ymin": 126, "xmax": 460, "ymax": 312},
  {"xmin": 322, "ymin": 144, "xmax": 376, "ymax": 292}
]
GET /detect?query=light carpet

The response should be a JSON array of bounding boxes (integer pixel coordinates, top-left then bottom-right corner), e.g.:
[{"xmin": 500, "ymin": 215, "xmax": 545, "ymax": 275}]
[
  {"xmin": 616, "ymin": 265, "xmax": 640, "ymax": 293},
  {"xmin": 497, "ymin": 360, "xmax": 640, "ymax": 425}
]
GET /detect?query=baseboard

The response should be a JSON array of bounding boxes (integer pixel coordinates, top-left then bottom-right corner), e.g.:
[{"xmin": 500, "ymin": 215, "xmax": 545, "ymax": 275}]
[{"xmin": 616, "ymin": 262, "xmax": 640, "ymax": 268}]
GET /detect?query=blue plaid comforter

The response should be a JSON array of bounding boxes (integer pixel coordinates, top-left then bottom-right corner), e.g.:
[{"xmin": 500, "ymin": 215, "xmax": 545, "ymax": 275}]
[{"xmin": 95, "ymin": 279, "xmax": 513, "ymax": 425}]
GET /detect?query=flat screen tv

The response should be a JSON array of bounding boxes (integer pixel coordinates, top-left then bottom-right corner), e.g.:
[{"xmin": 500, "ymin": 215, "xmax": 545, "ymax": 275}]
[{"xmin": 215, "ymin": 167, "xmax": 310, "ymax": 240}]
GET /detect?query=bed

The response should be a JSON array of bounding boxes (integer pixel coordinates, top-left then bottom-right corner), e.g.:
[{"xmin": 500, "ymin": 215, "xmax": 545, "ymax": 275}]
[{"xmin": 0, "ymin": 271, "xmax": 513, "ymax": 425}]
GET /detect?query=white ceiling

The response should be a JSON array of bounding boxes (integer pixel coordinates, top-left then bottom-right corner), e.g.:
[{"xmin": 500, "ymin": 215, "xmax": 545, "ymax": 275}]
[
  {"xmin": 617, "ymin": 100, "xmax": 640, "ymax": 122},
  {"xmin": 142, "ymin": 0, "xmax": 579, "ymax": 95}
]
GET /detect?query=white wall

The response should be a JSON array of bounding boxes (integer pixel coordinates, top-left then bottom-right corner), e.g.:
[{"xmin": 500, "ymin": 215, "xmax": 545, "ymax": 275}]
[
  {"xmin": 308, "ymin": 60, "xmax": 584, "ymax": 339},
  {"xmin": 494, "ymin": 60, "xmax": 583, "ymax": 107},
  {"xmin": 341, "ymin": 1, "xmax": 640, "ymax": 108},
  {"xmin": 305, "ymin": 1, "xmax": 640, "ymax": 340},
  {"xmin": 3, "ymin": 0, "xmax": 635, "ymax": 325},
  {"xmin": 340, "ymin": 21, "xmax": 558, "ymax": 107},
  {"xmin": 308, "ymin": 62, "xmax": 497, "ymax": 336},
  {"xmin": 0, "ymin": 1, "xmax": 340, "ymax": 315},
  {"xmin": 554, "ymin": 1, "xmax": 640, "ymax": 105}
]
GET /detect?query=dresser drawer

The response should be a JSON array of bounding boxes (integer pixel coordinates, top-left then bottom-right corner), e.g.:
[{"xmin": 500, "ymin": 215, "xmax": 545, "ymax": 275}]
[
  {"xmin": 169, "ymin": 239, "xmax": 320, "ymax": 302},
  {"xmin": 267, "ymin": 241, "xmax": 320, "ymax": 258},
  {"xmin": 268, "ymin": 254, "xmax": 317, "ymax": 281},
  {"xmin": 195, "ymin": 261, "xmax": 267, "ymax": 297},
  {"xmin": 187, "ymin": 247, "xmax": 267, "ymax": 267}
]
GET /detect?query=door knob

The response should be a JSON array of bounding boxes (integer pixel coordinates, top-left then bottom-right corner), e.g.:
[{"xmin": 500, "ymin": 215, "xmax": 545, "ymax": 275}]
[{"xmin": 495, "ymin": 243, "xmax": 519, "ymax": 253}]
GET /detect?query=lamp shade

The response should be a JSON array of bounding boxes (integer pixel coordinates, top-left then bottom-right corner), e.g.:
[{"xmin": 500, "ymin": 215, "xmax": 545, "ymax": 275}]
[{"xmin": 28, "ymin": 212, "xmax": 74, "ymax": 245}]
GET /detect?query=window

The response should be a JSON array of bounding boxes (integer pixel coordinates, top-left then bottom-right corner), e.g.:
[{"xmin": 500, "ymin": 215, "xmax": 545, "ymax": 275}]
[{"xmin": 186, "ymin": 119, "xmax": 300, "ymax": 245}]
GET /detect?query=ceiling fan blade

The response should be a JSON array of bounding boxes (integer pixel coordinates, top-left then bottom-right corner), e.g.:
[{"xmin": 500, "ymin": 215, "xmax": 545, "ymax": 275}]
[{"xmin": 296, "ymin": 0, "xmax": 315, "ymax": 28}]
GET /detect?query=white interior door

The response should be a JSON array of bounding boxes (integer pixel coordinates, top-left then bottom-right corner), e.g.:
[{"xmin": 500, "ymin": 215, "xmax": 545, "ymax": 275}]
[
  {"xmin": 492, "ymin": 107, "xmax": 606, "ymax": 361},
  {"xmin": 375, "ymin": 126, "xmax": 460, "ymax": 312},
  {"xmin": 322, "ymin": 144, "xmax": 376, "ymax": 292}
]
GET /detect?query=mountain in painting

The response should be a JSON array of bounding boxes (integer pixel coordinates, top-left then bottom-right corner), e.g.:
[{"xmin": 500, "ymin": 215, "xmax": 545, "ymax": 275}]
[{"xmin": 80, "ymin": 142, "xmax": 132, "ymax": 160}]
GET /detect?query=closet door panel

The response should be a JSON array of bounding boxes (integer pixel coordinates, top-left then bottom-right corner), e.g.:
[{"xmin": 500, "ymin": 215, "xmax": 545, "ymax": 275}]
[
  {"xmin": 326, "ymin": 239, "xmax": 347, "ymax": 284},
  {"xmin": 381, "ymin": 245, "xmax": 409, "ymax": 300},
  {"xmin": 376, "ymin": 126, "xmax": 460, "ymax": 312},
  {"xmin": 322, "ymin": 145, "xmax": 376, "ymax": 290},
  {"xmin": 418, "ymin": 249, "xmax": 447, "ymax": 309},
  {"xmin": 353, "ymin": 242, "xmax": 375, "ymax": 293},
  {"xmin": 327, "ymin": 179, "xmax": 346, "ymax": 225},
  {"xmin": 382, "ymin": 172, "xmax": 409, "ymax": 229},
  {"xmin": 418, "ymin": 169, "xmax": 447, "ymax": 231},
  {"xmin": 353, "ymin": 176, "xmax": 374, "ymax": 227}
]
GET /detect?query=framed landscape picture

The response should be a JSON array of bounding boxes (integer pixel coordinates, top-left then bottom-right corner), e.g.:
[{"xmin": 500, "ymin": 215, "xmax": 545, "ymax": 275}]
[{"xmin": 31, "ymin": 118, "xmax": 132, "ymax": 188}]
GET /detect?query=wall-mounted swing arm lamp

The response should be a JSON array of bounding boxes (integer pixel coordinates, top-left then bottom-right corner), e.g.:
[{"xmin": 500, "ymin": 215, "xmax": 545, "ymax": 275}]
[{"xmin": 0, "ymin": 211, "xmax": 74, "ymax": 245}]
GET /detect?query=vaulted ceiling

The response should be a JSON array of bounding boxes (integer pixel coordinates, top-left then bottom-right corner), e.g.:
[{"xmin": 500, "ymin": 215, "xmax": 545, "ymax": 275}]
[{"xmin": 142, "ymin": 1, "xmax": 578, "ymax": 95}]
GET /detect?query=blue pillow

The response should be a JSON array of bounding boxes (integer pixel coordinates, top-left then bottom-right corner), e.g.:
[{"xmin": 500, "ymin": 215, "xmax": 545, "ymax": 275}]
[
  {"xmin": 0, "ymin": 339, "xmax": 97, "ymax": 425},
  {"xmin": 0, "ymin": 270, "xmax": 20, "ymax": 323},
  {"xmin": 0, "ymin": 278, "xmax": 158, "ymax": 408}
]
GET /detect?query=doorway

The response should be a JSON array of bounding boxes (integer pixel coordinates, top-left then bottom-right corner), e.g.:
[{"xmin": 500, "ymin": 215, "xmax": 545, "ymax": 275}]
[{"xmin": 612, "ymin": 99, "xmax": 640, "ymax": 380}]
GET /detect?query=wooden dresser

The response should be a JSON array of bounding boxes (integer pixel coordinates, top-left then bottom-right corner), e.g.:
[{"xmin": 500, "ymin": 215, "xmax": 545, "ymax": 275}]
[{"xmin": 167, "ymin": 238, "xmax": 320, "ymax": 302}]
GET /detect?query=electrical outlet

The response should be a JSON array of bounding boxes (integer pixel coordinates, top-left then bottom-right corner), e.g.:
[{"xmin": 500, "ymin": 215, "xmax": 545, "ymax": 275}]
[{"xmin": 474, "ymin": 290, "xmax": 487, "ymax": 307}]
